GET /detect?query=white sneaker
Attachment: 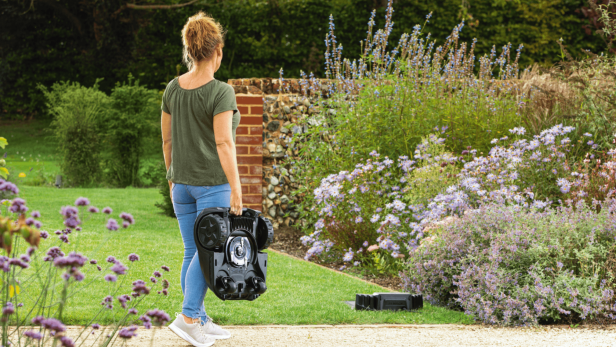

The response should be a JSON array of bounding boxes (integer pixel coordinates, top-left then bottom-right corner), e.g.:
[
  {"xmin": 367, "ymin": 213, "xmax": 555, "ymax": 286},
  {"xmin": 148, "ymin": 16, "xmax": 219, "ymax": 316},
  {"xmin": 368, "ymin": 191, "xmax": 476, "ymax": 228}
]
[
  {"xmin": 203, "ymin": 317, "xmax": 231, "ymax": 340},
  {"xmin": 169, "ymin": 313, "xmax": 216, "ymax": 347}
]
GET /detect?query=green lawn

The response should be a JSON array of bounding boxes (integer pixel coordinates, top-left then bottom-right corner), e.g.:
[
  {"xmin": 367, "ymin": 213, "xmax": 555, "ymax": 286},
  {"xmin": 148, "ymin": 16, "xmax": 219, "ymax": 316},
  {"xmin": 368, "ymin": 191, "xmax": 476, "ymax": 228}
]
[{"xmin": 14, "ymin": 186, "xmax": 474, "ymax": 325}]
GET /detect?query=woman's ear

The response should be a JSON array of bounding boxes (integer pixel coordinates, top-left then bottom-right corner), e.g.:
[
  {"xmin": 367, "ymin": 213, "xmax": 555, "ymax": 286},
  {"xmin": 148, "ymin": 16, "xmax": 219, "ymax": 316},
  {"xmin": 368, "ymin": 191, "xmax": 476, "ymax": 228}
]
[{"xmin": 215, "ymin": 45, "xmax": 223, "ymax": 73}]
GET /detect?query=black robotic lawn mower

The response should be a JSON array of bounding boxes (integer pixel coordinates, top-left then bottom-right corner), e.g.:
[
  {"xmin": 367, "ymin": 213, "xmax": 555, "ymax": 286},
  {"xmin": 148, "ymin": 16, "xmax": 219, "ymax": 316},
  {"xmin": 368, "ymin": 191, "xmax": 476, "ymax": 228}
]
[{"xmin": 194, "ymin": 207, "xmax": 273, "ymax": 301}]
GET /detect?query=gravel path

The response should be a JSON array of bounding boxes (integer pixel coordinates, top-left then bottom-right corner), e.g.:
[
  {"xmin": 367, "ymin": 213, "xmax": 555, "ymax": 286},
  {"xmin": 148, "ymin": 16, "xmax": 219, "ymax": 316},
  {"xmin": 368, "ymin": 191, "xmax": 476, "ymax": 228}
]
[{"xmin": 61, "ymin": 324, "xmax": 616, "ymax": 347}]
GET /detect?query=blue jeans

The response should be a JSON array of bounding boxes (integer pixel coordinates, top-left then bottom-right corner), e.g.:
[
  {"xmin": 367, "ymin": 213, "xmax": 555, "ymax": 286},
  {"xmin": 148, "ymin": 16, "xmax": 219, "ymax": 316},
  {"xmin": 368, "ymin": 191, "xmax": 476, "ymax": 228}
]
[{"xmin": 172, "ymin": 182, "xmax": 231, "ymax": 320}]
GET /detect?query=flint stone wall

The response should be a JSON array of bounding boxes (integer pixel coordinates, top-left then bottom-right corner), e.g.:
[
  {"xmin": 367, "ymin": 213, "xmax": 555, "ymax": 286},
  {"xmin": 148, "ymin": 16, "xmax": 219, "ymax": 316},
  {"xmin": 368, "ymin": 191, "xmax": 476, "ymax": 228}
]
[{"xmin": 229, "ymin": 78, "xmax": 323, "ymax": 230}]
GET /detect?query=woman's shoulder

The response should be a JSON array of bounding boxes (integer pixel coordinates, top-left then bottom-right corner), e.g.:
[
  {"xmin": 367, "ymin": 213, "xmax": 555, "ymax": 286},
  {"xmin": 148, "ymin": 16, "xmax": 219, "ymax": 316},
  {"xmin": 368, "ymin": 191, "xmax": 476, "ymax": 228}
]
[{"xmin": 165, "ymin": 77, "xmax": 179, "ymax": 90}]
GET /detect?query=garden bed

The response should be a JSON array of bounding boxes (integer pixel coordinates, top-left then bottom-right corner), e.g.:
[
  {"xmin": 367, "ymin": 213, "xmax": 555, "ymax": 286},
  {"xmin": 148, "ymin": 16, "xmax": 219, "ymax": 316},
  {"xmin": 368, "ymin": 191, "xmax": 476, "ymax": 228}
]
[{"xmin": 270, "ymin": 226, "xmax": 403, "ymax": 291}]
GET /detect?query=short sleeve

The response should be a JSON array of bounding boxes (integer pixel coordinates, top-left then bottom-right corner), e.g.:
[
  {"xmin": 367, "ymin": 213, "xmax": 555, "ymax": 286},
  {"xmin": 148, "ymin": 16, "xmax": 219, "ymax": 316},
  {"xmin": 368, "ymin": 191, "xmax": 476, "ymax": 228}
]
[
  {"xmin": 213, "ymin": 83, "xmax": 238, "ymax": 117},
  {"xmin": 161, "ymin": 79, "xmax": 174, "ymax": 114}
]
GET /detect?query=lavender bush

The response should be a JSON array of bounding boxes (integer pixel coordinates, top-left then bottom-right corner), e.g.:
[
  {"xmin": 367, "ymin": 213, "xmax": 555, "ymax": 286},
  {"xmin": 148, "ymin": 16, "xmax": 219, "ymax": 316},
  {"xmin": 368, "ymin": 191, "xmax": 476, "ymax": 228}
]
[
  {"xmin": 0, "ymin": 139, "xmax": 170, "ymax": 346},
  {"xmin": 403, "ymin": 201, "xmax": 616, "ymax": 325}
]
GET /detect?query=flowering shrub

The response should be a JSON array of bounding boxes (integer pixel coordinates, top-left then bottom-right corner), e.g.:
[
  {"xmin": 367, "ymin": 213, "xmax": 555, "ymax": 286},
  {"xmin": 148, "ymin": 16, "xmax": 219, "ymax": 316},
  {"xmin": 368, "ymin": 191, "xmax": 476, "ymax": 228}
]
[
  {"xmin": 402, "ymin": 201, "xmax": 616, "ymax": 325},
  {"xmin": 0, "ymin": 142, "xmax": 170, "ymax": 345},
  {"xmin": 282, "ymin": 0, "xmax": 526, "ymax": 240},
  {"xmin": 302, "ymin": 123, "xmax": 612, "ymax": 266},
  {"xmin": 300, "ymin": 134, "xmax": 459, "ymax": 263}
]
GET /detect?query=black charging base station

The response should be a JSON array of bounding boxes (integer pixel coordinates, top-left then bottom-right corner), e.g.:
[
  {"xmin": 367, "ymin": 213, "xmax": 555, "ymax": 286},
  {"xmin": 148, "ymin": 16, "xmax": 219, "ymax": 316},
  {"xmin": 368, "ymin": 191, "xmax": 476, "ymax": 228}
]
[{"xmin": 354, "ymin": 293, "xmax": 423, "ymax": 311}]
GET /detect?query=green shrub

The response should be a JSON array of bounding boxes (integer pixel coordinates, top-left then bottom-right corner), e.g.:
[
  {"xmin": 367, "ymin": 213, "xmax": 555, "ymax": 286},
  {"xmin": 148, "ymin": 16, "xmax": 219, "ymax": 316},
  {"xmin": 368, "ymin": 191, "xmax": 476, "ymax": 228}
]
[
  {"xmin": 103, "ymin": 76, "xmax": 159, "ymax": 187},
  {"xmin": 155, "ymin": 167, "xmax": 175, "ymax": 218},
  {"xmin": 39, "ymin": 80, "xmax": 108, "ymax": 186}
]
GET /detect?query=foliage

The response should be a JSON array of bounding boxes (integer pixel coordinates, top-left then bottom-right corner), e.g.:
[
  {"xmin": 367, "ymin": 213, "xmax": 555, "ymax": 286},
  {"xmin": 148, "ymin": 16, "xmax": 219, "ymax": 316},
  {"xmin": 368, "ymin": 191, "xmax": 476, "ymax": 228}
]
[
  {"xmin": 40, "ymin": 81, "xmax": 108, "ymax": 187},
  {"xmin": 103, "ymin": 76, "xmax": 159, "ymax": 187},
  {"xmin": 154, "ymin": 161, "xmax": 175, "ymax": 218},
  {"xmin": 0, "ymin": 0, "xmax": 607, "ymax": 118},
  {"xmin": 402, "ymin": 201, "xmax": 616, "ymax": 325},
  {"xmin": 0, "ymin": 137, "xmax": 8, "ymax": 179},
  {"xmin": 0, "ymin": 140, "xmax": 171, "ymax": 346}
]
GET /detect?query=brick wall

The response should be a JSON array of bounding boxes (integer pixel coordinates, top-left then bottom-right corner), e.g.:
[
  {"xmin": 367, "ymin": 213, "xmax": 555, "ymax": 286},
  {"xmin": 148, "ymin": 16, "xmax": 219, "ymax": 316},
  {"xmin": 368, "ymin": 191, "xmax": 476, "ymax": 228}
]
[
  {"xmin": 230, "ymin": 78, "xmax": 317, "ymax": 229},
  {"xmin": 235, "ymin": 95, "xmax": 264, "ymax": 211}
]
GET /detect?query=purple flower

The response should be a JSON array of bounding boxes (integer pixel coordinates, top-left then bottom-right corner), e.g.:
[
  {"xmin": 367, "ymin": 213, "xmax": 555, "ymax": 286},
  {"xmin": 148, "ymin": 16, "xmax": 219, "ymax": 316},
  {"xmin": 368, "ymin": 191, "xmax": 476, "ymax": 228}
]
[
  {"xmin": 150, "ymin": 277, "xmax": 157, "ymax": 283},
  {"xmin": 53, "ymin": 252, "xmax": 88, "ymax": 268},
  {"xmin": 0, "ymin": 179, "xmax": 19, "ymax": 195},
  {"xmin": 20, "ymin": 254, "xmax": 31, "ymax": 263},
  {"xmin": 90, "ymin": 259, "xmax": 97, "ymax": 265},
  {"xmin": 88, "ymin": 206, "xmax": 99, "ymax": 213},
  {"xmin": 139, "ymin": 315, "xmax": 152, "ymax": 329},
  {"xmin": 23, "ymin": 330, "xmax": 43, "ymax": 340},
  {"xmin": 118, "ymin": 294, "xmax": 131, "ymax": 308},
  {"xmin": 34, "ymin": 220, "xmax": 42, "ymax": 228},
  {"xmin": 161, "ymin": 265, "xmax": 170, "ymax": 272},
  {"xmin": 59, "ymin": 234, "xmax": 69, "ymax": 243},
  {"xmin": 128, "ymin": 253, "xmax": 140, "ymax": 262},
  {"xmin": 104, "ymin": 274, "xmax": 117, "ymax": 282},
  {"xmin": 2, "ymin": 302, "xmax": 15, "ymax": 316},
  {"xmin": 9, "ymin": 258, "xmax": 29, "ymax": 269},
  {"xmin": 91, "ymin": 323, "xmax": 100, "ymax": 329},
  {"xmin": 111, "ymin": 262, "xmax": 127, "ymax": 275},
  {"xmin": 40, "ymin": 230, "xmax": 49, "ymax": 239},
  {"xmin": 106, "ymin": 219, "xmax": 119, "ymax": 231},
  {"xmin": 146, "ymin": 309, "xmax": 171, "ymax": 326},
  {"xmin": 9, "ymin": 198, "xmax": 28, "ymax": 213},
  {"xmin": 162, "ymin": 279, "xmax": 169, "ymax": 289},
  {"xmin": 128, "ymin": 308, "xmax": 138, "ymax": 315},
  {"xmin": 153, "ymin": 271, "xmax": 161, "ymax": 278},
  {"xmin": 132, "ymin": 280, "xmax": 150, "ymax": 296},
  {"xmin": 119, "ymin": 212, "xmax": 135, "ymax": 225},
  {"xmin": 102, "ymin": 207, "xmax": 112, "ymax": 214},
  {"xmin": 32, "ymin": 315, "xmax": 45, "ymax": 325},
  {"xmin": 25, "ymin": 217, "xmax": 35, "ymax": 226},
  {"xmin": 122, "ymin": 221, "xmax": 129, "ymax": 229},
  {"xmin": 41, "ymin": 318, "xmax": 66, "ymax": 333},
  {"xmin": 118, "ymin": 325, "xmax": 138, "ymax": 339},
  {"xmin": 75, "ymin": 197, "xmax": 90, "ymax": 206},
  {"xmin": 60, "ymin": 206, "xmax": 78, "ymax": 219},
  {"xmin": 96, "ymin": 265, "xmax": 102, "ymax": 271},
  {"xmin": 73, "ymin": 271, "xmax": 85, "ymax": 281},
  {"xmin": 106, "ymin": 256, "xmax": 117, "ymax": 263},
  {"xmin": 43, "ymin": 246, "xmax": 64, "ymax": 261},
  {"xmin": 60, "ymin": 336, "xmax": 75, "ymax": 347}
]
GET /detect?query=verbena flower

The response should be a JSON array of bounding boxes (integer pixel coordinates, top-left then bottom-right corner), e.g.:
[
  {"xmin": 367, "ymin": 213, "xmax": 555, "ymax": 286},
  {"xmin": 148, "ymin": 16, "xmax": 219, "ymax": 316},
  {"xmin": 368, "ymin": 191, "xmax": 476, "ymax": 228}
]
[
  {"xmin": 23, "ymin": 330, "xmax": 43, "ymax": 340},
  {"xmin": 75, "ymin": 197, "xmax": 90, "ymax": 206},
  {"xmin": 106, "ymin": 219, "xmax": 119, "ymax": 231},
  {"xmin": 128, "ymin": 253, "xmax": 140, "ymax": 262},
  {"xmin": 118, "ymin": 325, "xmax": 138, "ymax": 339},
  {"xmin": 102, "ymin": 207, "xmax": 112, "ymax": 214}
]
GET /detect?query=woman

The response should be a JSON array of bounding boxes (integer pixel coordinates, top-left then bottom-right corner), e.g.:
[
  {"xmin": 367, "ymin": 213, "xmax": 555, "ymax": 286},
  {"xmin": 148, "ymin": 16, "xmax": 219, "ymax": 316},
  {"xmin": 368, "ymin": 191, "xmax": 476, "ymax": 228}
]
[{"xmin": 161, "ymin": 12, "xmax": 241, "ymax": 347}]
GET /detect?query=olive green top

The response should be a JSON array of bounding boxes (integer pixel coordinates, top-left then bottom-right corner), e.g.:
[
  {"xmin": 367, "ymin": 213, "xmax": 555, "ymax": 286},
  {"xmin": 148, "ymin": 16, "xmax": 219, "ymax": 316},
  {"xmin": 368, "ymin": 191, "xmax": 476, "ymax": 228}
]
[{"xmin": 162, "ymin": 78, "xmax": 240, "ymax": 186}]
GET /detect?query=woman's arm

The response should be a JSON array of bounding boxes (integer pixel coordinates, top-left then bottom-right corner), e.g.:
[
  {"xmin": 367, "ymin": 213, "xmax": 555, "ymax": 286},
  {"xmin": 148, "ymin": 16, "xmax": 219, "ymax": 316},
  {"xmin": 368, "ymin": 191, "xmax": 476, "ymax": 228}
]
[
  {"xmin": 213, "ymin": 110, "xmax": 242, "ymax": 214},
  {"xmin": 161, "ymin": 111, "xmax": 172, "ymax": 199}
]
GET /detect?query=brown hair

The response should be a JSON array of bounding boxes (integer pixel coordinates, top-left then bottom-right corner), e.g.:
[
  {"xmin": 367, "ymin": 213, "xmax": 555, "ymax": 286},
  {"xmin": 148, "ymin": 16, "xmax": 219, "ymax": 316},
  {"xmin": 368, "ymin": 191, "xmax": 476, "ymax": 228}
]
[{"xmin": 181, "ymin": 11, "xmax": 225, "ymax": 70}]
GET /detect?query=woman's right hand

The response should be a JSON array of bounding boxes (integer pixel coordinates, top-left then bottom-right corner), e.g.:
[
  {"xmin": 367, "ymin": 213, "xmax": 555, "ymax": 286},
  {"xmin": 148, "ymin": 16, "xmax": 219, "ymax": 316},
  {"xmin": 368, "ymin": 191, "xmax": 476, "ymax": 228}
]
[{"xmin": 230, "ymin": 188, "xmax": 243, "ymax": 215}]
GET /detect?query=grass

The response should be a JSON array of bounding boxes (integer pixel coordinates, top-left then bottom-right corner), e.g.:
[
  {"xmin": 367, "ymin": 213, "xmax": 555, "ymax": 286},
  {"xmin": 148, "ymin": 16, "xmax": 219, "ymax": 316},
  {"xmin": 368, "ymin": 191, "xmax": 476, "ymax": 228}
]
[
  {"xmin": 14, "ymin": 186, "xmax": 474, "ymax": 326},
  {"xmin": 1, "ymin": 120, "xmax": 60, "ymax": 186}
]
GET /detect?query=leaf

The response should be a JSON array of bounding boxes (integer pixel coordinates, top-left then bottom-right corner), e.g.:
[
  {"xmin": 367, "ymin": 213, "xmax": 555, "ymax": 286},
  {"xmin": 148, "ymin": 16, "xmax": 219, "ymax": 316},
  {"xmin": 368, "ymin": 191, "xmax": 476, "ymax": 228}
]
[
  {"xmin": 0, "ymin": 137, "xmax": 6, "ymax": 149},
  {"xmin": 9, "ymin": 284, "xmax": 21, "ymax": 298},
  {"xmin": 0, "ymin": 167, "xmax": 8, "ymax": 179}
]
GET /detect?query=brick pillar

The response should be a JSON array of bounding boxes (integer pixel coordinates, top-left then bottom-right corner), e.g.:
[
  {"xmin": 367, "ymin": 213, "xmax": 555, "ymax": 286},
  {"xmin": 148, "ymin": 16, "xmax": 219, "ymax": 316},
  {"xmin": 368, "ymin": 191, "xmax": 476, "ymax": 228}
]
[{"xmin": 235, "ymin": 95, "xmax": 263, "ymax": 212}]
